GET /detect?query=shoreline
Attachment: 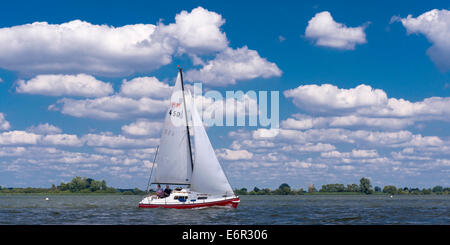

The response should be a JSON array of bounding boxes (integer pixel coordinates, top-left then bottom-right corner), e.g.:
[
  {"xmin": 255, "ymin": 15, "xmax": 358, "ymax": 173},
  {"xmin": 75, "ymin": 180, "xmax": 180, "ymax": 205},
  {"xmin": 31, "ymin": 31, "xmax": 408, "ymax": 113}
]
[{"xmin": 0, "ymin": 192, "xmax": 447, "ymax": 196}]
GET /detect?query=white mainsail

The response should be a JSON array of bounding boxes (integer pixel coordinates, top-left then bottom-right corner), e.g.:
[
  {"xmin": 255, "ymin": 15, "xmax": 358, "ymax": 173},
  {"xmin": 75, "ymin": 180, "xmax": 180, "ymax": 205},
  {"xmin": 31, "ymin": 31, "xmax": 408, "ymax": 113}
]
[
  {"xmin": 153, "ymin": 71, "xmax": 192, "ymax": 185},
  {"xmin": 189, "ymin": 93, "xmax": 234, "ymax": 195}
]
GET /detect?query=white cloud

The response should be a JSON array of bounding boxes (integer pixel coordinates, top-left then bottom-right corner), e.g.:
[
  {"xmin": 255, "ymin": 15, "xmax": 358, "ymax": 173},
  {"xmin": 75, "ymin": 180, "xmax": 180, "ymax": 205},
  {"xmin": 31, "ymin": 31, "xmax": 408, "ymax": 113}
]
[
  {"xmin": 0, "ymin": 77, "xmax": 3, "ymax": 83},
  {"xmin": 284, "ymin": 84, "xmax": 450, "ymax": 124},
  {"xmin": 252, "ymin": 127, "xmax": 444, "ymax": 150},
  {"xmin": 50, "ymin": 95, "xmax": 168, "ymax": 119},
  {"xmin": 0, "ymin": 130, "xmax": 82, "ymax": 147},
  {"xmin": 281, "ymin": 143, "xmax": 335, "ymax": 152},
  {"xmin": 216, "ymin": 148, "xmax": 253, "ymax": 160},
  {"xmin": 94, "ymin": 147, "xmax": 125, "ymax": 155},
  {"xmin": 26, "ymin": 123, "xmax": 62, "ymax": 134},
  {"xmin": 42, "ymin": 134, "xmax": 83, "ymax": 147},
  {"xmin": 360, "ymin": 97, "xmax": 450, "ymax": 118},
  {"xmin": 281, "ymin": 114, "xmax": 414, "ymax": 130},
  {"xmin": 185, "ymin": 46, "xmax": 282, "ymax": 85},
  {"xmin": 82, "ymin": 133, "xmax": 159, "ymax": 148},
  {"xmin": 156, "ymin": 6, "xmax": 228, "ymax": 54},
  {"xmin": 0, "ymin": 131, "xmax": 41, "ymax": 145},
  {"xmin": 0, "ymin": 113, "xmax": 11, "ymax": 131},
  {"xmin": 0, "ymin": 20, "xmax": 161, "ymax": 76},
  {"xmin": 121, "ymin": 119, "xmax": 163, "ymax": 137},
  {"xmin": 0, "ymin": 7, "xmax": 280, "ymax": 88},
  {"xmin": 396, "ymin": 9, "xmax": 450, "ymax": 72},
  {"xmin": 120, "ymin": 76, "xmax": 171, "ymax": 99},
  {"xmin": 16, "ymin": 74, "xmax": 113, "ymax": 97},
  {"xmin": 351, "ymin": 149, "xmax": 379, "ymax": 158},
  {"xmin": 321, "ymin": 150, "xmax": 350, "ymax": 158},
  {"xmin": 333, "ymin": 165, "xmax": 355, "ymax": 171},
  {"xmin": 0, "ymin": 7, "xmax": 229, "ymax": 76},
  {"xmin": 286, "ymin": 160, "xmax": 327, "ymax": 169},
  {"xmin": 305, "ymin": 11, "xmax": 368, "ymax": 50},
  {"xmin": 284, "ymin": 84, "xmax": 388, "ymax": 113}
]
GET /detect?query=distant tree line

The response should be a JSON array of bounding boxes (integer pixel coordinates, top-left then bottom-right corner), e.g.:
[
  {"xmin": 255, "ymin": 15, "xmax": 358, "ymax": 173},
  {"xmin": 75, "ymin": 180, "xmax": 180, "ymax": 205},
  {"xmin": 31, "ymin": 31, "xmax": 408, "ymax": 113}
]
[
  {"xmin": 1, "ymin": 176, "xmax": 448, "ymax": 196},
  {"xmin": 234, "ymin": 178, "xmax": 450, "ymax": 195},
  {"xmin": 0, "ymin": 176, "xmax": 146, "ymax": 195}
]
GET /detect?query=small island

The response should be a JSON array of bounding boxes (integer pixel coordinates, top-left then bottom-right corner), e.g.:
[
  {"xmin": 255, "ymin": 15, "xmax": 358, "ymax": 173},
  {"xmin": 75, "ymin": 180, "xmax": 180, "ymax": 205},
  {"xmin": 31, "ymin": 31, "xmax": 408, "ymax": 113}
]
[{"xmin": 0, "ymin": 177, "xmax": 448, "ymax": 196}]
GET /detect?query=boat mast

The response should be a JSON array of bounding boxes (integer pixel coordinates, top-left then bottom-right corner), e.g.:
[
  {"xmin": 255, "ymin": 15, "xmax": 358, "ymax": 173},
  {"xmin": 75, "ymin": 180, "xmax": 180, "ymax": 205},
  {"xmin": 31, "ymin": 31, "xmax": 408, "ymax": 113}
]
[{"xmin": 179, "ymin": 67, "xmax": 194, "ymax": 173}]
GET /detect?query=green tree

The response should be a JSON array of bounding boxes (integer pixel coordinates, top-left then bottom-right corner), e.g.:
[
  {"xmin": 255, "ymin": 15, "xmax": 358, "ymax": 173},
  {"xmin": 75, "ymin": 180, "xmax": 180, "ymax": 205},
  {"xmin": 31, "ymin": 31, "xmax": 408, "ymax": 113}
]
[
  {"xmin": 359, "ymin": 177, "xmax": 373, "ymax": 194},
  {"xmin": 234, "ymin": 188, "xmax": 248, "ymax": 195},
  {"xmin": 346, "ymin": 184, "xmax": 360, "ymax": 192},
  {"xmin": 374, "ymin": 186, "xmax": 381, "ymax": 192},
  {"xmin": 432, "ymin": 186, "xmax": 443, "ymax": 193},
  {"xmin": 69, "ymin": 176, "xmax": 88, "ymax": 192},
  {"xmin": 277, "ymin": 183, "xmax": 291, "ymax": 195},
  {"xmin": 262, "ymin": 188, "xmax": 271, "ymax": 195},
  {"xmin": 89, "ymin": 180, "xmax": 102, "ymax": 192},
  {"xmin": 101, "ymin": 180, "xmax": 107, "ymax": 190},
  {"xmin": 383, "ymin": 185, "xmax": 397, "ymax": 195}
]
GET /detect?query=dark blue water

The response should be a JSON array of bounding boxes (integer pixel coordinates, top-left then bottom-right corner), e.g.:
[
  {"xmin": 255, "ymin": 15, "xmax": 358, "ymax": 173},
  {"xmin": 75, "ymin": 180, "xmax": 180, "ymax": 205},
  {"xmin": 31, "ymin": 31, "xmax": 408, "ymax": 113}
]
[{"xmin": 0, "ymin": 195, "xmax": 448, "ymax": 224}]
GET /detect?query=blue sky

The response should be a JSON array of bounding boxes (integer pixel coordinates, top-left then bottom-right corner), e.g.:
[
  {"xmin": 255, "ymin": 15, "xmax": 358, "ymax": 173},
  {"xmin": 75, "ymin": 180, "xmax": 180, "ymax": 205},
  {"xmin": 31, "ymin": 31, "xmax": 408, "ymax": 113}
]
[{"xmin": 0, "ymin": 0, "xmax": 449, "ymax": 189}]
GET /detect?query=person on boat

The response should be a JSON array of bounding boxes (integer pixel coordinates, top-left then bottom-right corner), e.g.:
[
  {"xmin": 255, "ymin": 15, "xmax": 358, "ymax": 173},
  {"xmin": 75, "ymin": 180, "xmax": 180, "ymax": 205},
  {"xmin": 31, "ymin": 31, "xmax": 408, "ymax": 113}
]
[
  {"xmin": 163, "ymin": 185, "xmax": 172, "ymax": 197},
  {"xmin": 156, "ymin": 184, "xmax": 164, "ymax": 198}
]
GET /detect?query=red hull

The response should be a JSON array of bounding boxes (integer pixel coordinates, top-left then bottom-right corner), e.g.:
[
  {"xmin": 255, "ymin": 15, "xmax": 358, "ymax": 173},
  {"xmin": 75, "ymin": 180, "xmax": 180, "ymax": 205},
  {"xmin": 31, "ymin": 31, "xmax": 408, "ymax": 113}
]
[{"xmin": 138, "ymin": 197, "xmax": 239, "ymax": 209}]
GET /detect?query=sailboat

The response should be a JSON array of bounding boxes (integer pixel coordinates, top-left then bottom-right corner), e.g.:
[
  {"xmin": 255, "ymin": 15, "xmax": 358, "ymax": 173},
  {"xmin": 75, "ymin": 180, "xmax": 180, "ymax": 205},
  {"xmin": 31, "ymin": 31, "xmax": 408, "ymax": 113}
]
[{"xmin": 138, "ymin": 67, "xmax": 240, "ymax": 209}]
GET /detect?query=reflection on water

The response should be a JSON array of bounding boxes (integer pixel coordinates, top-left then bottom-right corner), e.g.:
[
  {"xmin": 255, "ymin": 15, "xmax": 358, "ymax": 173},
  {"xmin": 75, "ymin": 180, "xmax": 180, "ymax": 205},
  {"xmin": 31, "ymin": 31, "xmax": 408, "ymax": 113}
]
[{"xmin": 0, "ymin": 194, "xmax": 448, "ymax": 224}]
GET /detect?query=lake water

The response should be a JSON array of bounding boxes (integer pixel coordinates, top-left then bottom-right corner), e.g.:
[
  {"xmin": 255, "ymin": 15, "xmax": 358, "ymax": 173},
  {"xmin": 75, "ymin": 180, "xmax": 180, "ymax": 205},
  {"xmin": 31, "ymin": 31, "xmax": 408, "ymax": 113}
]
[{"xmin": 0, "ymin": 194, "xmax": 448, "ymax": 225}]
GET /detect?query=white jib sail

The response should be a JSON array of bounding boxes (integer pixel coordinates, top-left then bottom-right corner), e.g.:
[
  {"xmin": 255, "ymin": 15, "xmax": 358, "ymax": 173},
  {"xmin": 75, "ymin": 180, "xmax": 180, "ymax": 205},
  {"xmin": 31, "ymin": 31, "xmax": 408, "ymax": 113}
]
[
  {"xmin": 153, "ymin": 71, "xmax": 192, "ymax": 185},
  {"xmin": 189, "ymin": 92, "xmax": 234, "ymax": 195}
]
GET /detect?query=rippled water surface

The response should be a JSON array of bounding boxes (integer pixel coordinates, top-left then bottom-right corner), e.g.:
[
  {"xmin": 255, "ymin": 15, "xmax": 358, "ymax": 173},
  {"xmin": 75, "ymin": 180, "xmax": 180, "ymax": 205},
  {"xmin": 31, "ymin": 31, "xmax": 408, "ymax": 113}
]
[{"xmin": 0, "ymin": 195, "xmax": 448, "ymax": 224}]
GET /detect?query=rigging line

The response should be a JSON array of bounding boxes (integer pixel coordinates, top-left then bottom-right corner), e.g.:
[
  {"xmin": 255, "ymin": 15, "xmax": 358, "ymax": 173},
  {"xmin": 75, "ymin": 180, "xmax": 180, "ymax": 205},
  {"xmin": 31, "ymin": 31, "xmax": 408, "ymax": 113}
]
[
  {"xmin": 145, "ymin": 145, "xmax": 159, "ymax": 194},
  {"xmin": 179, "ymin": 67, "xmax": 194, "ymax": 172}
]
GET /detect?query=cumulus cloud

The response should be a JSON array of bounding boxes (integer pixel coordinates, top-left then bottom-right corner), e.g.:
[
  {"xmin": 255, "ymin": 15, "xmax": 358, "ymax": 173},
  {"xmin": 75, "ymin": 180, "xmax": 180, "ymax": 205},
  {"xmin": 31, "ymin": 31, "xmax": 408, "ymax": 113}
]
[
  {"xmin": 49, "ymin": 79, "xmax": 261, "ymax": 121},
  {"xmin": 284, "ymin": 84, "xmax": 450, "ymax": 123},
  {"xmin": 16, "ymin": 74, "xmax": 113, "ymax": 97},
  {"xmin": 0, "ymin": 7, "xmax": 229, "ymax": 76},
  {"xmin": 281, "ymin": 143, "xmax": 336, "ymax": 152},
  {"xmin": 0, "ymin": 130, "xmax": 83, "ymax": 147},
  {"xmin": 41, "ymin": 134, "xmax": 83, "ymax": 147},
  {"xmin": 156, "ymin": 7, "xmax": 228, "ymax": 54},
  {"xmin": 26, "ymin": 123, "xmax": 62, "ymax": 134},
  {"xmin": 395, "ymin": 9, "xmax": 450, "ymax": 72},
  {"xmin": 305, "ymin": 11, "xmax": 368, "ymax": 50},
  {"xmin": 0, "ymin": 20, "xmax": 161, "ymax": 76},
  {"xmin": 82, "ymin": 133, "xmax": 159, "ymax": 148},
  {"xmin": 281, "ymin": 114, "xmax": 414, "ymax": 130},
  {"xmin": 49, "ymin": 95, "xmax": 168, "ymax": 119},
  {"xmin": 284, "ymin": 84, "xmax": 387, "ymax": 113},
  {"xmin": 0, "ymin": 6, "xmax": 279, "ymax": 85},
  {"xmin": 0, "ymin": 113, "xmax": 11, "ymax": 131},
  {"xmin": 320, "ymin": 149, "xmax": 379, "ymax": 158},
  {"xmin": 121, "ymin": 119, "xmax": 163, "ymax": 137},
  {"xmin": 0, "ymin": 131, "xmax": 42, "ymax": 145},
  {"xmin": 120, "ymin": 76, "xmax": 171, "ymax": 99},
  {"xmin": 252, "ymin": 127, "xmax": 443, "ymax": 149},
  {"xmin": 216, "ymin": 148, "xmax": 253, "ymax": 160},
  {"xmin": 185, "ymin": 46, "xmax": 282, "ymax": 85}
]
